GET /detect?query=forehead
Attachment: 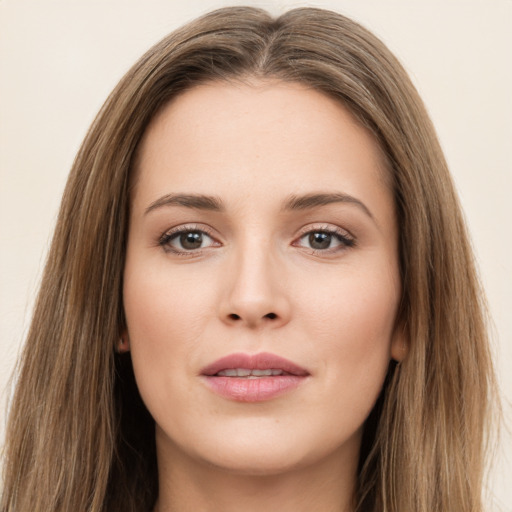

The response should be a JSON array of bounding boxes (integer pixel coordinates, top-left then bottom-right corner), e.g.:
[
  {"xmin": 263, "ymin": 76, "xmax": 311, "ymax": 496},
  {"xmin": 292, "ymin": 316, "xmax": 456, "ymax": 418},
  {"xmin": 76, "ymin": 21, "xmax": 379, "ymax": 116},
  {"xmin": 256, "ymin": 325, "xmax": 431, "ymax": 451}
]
[{"xmin": 133, "ymin": 80, "xmax": 392, "ymax": 212}]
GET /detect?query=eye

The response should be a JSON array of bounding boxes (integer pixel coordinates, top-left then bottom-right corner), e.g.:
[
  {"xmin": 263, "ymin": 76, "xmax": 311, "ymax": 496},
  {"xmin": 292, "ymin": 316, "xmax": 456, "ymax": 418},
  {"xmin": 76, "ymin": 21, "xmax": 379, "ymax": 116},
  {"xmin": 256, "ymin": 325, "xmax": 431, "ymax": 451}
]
[
  {"xmin": 159, "ymin": 227, "xmax": 219, "ymax": 254},
  {"xmin": 294, "ymin": 228, "xmax": 355, "ymax": 253}
]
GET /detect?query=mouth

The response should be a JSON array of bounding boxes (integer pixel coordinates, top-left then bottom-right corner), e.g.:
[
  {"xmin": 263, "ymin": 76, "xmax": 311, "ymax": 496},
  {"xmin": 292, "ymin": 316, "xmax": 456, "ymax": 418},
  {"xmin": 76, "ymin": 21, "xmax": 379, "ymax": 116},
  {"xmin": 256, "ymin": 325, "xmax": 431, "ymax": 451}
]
[
  {"xmin": 215, "ymin": 368, "xmax": 293, "ymax": 378},
  {"xmin": 200, "ymin": 352, "xmax": 309, "ymax": 402}
]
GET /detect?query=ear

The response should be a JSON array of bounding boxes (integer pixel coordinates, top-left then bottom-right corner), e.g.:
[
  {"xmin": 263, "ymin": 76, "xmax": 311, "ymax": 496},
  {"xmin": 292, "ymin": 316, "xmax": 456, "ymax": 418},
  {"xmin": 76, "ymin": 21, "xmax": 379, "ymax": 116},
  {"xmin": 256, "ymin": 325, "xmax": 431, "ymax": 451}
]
[
  {"xmin": 117, "ymin": 330, "xmax": 131, "ymax": 353},
  {"xmin": 390, "ymin": 320, "xmax": 408, "ymax": 363}
]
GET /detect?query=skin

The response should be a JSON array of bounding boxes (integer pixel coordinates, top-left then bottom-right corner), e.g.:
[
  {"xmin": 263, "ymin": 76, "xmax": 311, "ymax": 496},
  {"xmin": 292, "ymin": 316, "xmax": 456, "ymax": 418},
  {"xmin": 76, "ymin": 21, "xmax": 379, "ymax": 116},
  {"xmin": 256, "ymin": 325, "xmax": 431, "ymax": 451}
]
[{"xmin": 123, "ymin": 80, "xmax": 405, "ymax": 512}]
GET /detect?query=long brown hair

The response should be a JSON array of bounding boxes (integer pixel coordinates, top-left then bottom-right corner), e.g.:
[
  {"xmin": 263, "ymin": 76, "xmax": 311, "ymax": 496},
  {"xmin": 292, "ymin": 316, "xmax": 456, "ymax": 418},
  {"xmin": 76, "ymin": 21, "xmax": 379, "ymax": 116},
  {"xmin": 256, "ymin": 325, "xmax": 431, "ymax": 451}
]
[{"xmin": 1, "ymin": 7, "xmax": 496, "ymax": 511}]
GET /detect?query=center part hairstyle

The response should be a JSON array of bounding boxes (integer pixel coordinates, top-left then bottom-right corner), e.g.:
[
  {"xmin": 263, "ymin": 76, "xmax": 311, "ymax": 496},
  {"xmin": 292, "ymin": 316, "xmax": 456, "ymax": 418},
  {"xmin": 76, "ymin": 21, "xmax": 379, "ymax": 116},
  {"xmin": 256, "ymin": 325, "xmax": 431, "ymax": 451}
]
[{"xmin": 1, "ymin": 6, "xmax": 495, "ymax": 512}]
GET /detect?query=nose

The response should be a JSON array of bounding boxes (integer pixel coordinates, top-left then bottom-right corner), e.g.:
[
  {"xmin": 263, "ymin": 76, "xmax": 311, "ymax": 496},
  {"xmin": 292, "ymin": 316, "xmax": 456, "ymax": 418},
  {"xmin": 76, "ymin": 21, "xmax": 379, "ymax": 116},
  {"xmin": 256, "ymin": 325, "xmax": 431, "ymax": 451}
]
[{"xmin": 218, "ymin": 244, "xmax": 291, "ymax": 329}]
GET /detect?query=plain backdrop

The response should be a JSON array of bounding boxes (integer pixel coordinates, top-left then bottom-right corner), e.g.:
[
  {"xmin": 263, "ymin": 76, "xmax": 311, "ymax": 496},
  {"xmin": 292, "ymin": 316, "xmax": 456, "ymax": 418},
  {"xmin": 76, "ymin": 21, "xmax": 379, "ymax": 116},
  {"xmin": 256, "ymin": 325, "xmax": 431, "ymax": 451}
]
[{"xmin": 1, "ymin": 0, "xmax": 511, "ymax": 508}]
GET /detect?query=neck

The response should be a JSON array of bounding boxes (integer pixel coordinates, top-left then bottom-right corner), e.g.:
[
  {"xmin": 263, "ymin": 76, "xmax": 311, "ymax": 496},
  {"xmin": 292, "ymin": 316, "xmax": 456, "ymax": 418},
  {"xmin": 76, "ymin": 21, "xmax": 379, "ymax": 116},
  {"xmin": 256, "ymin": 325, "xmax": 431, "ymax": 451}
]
[{"xmin": 153, "ymin": 434, "xmax": 359, "ymax": 512}]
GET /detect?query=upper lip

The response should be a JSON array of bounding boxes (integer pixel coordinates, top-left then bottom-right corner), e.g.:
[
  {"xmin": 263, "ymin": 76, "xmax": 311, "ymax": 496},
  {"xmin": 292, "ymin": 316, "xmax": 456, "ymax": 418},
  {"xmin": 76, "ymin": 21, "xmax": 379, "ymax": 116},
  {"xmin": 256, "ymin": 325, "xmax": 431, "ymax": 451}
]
[{"xmin": 201, "ymin": 352, "xmax": 309, "ymax": 376}]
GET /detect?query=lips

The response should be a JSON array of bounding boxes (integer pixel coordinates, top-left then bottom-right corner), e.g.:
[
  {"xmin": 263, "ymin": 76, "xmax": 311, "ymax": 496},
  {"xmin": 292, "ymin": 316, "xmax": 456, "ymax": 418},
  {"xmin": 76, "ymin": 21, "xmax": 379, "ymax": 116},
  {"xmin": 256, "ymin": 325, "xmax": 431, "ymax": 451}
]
[
  {"xmin": 200, "ymin": 352, "xmax": 309, "ymax": 402},
  {"xmin": 201, "ymin": 352, "xmax": 309, "ymax": 377}
]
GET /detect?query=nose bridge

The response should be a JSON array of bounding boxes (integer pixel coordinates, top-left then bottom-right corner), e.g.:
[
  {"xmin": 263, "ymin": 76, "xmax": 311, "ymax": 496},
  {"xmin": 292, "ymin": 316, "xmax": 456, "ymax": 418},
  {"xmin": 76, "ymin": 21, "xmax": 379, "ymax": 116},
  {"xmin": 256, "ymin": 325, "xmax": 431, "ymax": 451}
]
[{"xmin": 221, "ymin": 232, "xmax": 289, "ymax": 327}]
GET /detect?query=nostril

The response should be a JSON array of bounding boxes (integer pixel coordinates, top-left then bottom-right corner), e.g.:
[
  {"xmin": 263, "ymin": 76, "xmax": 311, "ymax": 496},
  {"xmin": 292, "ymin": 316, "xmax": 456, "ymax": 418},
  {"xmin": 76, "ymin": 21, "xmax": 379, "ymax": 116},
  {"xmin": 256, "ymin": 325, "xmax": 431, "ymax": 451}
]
[{"xmin": 226, "ymin": 312, "xmax": 277, "ymax": 322}]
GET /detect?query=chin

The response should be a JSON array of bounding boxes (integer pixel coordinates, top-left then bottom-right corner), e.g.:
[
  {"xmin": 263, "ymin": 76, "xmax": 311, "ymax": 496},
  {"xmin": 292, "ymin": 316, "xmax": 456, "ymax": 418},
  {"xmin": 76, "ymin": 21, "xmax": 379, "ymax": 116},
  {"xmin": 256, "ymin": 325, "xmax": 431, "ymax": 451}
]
[
  {"xmin": 209, "ymin": 441, "xmax": 311, "ymax": 476},
  {"xmin": 159, "ymin": 418, "xmax": 361, "ymax": 478}
]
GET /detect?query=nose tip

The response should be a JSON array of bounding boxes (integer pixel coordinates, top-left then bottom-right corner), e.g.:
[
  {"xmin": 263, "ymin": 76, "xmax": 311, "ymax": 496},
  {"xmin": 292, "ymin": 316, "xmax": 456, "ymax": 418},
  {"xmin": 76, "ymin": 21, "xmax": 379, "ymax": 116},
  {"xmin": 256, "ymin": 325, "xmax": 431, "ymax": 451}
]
[
  {"xmin": 223, "ymin": 300, "xmax": 288, "ymax": 328},
  {"xmin": 219, "ymin": 255, "xmax": 291, "ymax": 329}
]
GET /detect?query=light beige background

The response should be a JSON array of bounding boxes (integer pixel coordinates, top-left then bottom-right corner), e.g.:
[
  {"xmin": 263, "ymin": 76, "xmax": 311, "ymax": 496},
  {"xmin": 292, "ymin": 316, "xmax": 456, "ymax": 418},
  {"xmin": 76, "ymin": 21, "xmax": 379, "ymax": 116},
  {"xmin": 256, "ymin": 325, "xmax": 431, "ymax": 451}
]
[{"xmin": 1, "ymin": 0, "xmax": 511, "ymax": 508}]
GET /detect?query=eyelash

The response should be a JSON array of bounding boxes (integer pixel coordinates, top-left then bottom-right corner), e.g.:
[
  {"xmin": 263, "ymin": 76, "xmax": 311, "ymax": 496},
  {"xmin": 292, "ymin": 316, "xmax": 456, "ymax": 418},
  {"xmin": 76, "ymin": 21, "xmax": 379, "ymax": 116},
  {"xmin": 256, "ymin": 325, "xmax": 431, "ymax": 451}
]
[
  {"xmin": 294, "ymin": 226, "xmax": 356, "ymax": 254},
  {"xmin": 158, "ymin": 224, "xmax": 218, "ymax": 256},
  {"xmin": 158, "ymin": 225, "xmax": 356, "ymax": 256}
]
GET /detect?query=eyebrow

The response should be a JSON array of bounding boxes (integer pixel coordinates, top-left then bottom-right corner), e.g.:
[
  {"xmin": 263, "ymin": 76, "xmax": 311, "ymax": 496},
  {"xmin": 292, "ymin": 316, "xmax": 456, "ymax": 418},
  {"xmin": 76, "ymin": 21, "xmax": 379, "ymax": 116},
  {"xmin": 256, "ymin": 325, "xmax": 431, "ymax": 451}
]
[
  {"xmin": 145, "ymin": 193, "xmax": 225, "ymax": 215},
  {"xmin": 282, "ymin": 192, "xmax": 374, "ymax": 219},
  {"xmin": 144, "ymin": 191, "xmax": 373, "ymax": 219}
]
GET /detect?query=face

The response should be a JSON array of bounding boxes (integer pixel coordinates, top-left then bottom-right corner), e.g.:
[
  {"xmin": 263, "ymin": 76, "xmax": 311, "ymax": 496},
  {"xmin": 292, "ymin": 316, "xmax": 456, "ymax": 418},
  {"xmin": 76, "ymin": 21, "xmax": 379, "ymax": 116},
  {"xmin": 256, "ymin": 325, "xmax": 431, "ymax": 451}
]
[{"xmin": 123, "ymin": 81, "xmax": 404, "ymax": 476}]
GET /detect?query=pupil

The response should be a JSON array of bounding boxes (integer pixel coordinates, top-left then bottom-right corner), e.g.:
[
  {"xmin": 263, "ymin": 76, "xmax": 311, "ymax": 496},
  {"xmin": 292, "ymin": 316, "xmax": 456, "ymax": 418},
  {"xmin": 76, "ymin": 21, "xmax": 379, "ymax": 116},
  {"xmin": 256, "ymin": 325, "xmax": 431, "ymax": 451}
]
[
  {"xmin": 180, "ymin": 232, "xmax": 203, "ymax": 249},
  {"xmin": 309, "ymin": 232, "xmax": 331, "ymax": 249}
]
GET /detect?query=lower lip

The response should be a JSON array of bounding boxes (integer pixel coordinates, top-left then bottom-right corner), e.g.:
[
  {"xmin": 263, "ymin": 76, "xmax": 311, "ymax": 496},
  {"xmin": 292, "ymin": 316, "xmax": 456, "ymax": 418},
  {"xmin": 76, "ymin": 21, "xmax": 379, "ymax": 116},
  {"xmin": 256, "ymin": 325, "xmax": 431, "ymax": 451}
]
[{"xmin": 202, "ymin": 375, "xmax": 306, "ymax": 402}]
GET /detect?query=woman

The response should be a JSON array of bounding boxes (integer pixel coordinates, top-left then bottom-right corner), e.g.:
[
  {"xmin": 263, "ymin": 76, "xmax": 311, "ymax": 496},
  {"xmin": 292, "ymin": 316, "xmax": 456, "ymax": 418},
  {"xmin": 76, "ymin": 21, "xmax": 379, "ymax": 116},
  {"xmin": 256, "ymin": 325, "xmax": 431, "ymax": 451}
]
[{"xmin": 0, "ymin": 6, "xmax": 496, "ymax": 512}]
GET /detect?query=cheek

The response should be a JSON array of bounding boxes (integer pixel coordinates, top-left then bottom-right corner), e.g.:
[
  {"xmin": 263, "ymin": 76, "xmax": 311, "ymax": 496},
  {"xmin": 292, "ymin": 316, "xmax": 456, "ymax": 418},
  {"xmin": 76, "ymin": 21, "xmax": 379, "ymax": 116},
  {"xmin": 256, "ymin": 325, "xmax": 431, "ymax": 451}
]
[
  {"xmin": 124, "ymin": 258, "xmax": 214, "ymax": 340},
  {"xmin": 299, "ymin": 265, "xmax": 400, "ymax": 396},
  {"xmin": 122, "ymin": 260, "xmax": 216, "ymax": 398}
]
